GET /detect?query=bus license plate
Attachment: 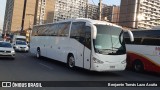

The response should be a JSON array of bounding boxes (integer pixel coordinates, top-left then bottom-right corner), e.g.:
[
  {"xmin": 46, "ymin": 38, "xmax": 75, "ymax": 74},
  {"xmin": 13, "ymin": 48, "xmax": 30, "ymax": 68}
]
[{"xmin": 110, "ymin": 66, "xmax": 115, "ymax": 69}]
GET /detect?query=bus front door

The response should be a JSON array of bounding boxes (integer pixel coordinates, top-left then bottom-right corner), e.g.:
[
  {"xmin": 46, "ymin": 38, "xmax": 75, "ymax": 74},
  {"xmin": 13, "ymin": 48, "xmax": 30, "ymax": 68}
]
[{"xmin": 83, "ymin": 26, "xmax": 91, "ymax": 70}]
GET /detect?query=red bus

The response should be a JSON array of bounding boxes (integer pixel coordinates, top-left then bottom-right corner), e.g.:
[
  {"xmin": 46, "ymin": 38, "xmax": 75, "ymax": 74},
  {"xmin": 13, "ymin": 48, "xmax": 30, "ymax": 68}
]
[{"xmin": 125, "ymin": 29, "xmax": 160, "ymax": 73}]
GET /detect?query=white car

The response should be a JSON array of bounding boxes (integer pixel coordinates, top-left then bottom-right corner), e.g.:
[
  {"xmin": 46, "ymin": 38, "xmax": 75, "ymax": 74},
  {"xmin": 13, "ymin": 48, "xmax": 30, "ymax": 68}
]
[
  {"xmin": 13, "ymin": 40, "xmax": 29, "ymax": 52},
  {"xmin": 0, "ymin": 41, "xmax": 15, "ymax": 59}
]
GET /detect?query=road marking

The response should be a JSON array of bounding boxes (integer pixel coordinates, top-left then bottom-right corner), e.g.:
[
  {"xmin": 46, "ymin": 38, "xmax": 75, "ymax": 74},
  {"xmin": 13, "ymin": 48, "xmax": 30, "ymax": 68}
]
[{"xmin": 39, "ymin": 63, "xmax": 53, "ymax": 70}]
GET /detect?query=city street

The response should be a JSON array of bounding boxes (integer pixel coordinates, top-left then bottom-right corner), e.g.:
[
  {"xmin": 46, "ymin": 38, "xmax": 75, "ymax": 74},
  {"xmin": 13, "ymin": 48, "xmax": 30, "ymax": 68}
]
[
  {"xmin": 0, "ymin": 52, "xmax": 159, "ymax": 90},
  {"xmin": 0, "ymin": 52, "xmax": 159, "ymax": 81}
]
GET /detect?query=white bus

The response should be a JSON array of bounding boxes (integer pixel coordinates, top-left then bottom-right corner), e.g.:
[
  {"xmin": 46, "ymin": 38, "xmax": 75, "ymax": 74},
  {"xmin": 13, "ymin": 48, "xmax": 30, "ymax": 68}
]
[
  {"xmin": 125, "ymin": 29, "xmax": 160, "ymax": 73},
  {"xmin": 30, "ymin": 18, "xmax": 134, "ymax": 72}
]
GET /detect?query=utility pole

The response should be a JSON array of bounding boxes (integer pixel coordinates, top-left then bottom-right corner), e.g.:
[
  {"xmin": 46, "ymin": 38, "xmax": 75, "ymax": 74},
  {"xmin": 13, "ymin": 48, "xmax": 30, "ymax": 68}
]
[
  {"xmin": 21, "ymin": 0, "xmax": 27, "ymax": 35},
  {"xmin": 85, "ymin": 0, "xmax": 88, "ymax": 18},
  {"xmin": 26, "ymin": 14, "xmax": 34, "ymax": 42},
  {"xmin": 99, "ymin": 0, "xmax": 102, "ymax": 20}
]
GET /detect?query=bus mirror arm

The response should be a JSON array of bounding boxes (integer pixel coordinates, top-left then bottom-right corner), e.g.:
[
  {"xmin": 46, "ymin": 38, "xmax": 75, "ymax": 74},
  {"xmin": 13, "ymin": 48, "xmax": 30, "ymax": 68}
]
[
  {"xmin": 127, "ymin": 30, "xmax": 134, "ymax": 42},
  {"xmin": 92, "ymin": 25, "xmax": 97, "ymax": 39},
  {"xmin": 86, "ymin": 23, "xmax": 97, "ymax": 39}
]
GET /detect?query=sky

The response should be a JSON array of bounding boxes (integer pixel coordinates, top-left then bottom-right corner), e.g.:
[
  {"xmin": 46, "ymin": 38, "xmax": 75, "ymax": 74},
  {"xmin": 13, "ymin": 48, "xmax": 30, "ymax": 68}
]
[
  {"xmin": 89, "ymin": 0, "xmax": 120, "ymax": 5},
  {"xmin": 0, "ymin": 0, "xmax": 6, "ymax": 29},
  {"xmin": 0, "ymin": 0, "xmax": 121, "ymax": 30}
]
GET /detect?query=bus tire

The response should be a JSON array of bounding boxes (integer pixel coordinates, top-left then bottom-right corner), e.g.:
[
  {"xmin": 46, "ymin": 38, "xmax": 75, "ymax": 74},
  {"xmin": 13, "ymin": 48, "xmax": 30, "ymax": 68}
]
[
  {"xmin": 133, "ymin": 60, "xmax": 144, "ymax": 72},
  {"xmin": 36, "ymin": 48, "xmax": 41, "ymax": 59},
  {"xmin": 67, "ymin": 54, "xmax": 75, "ymax": 68}
]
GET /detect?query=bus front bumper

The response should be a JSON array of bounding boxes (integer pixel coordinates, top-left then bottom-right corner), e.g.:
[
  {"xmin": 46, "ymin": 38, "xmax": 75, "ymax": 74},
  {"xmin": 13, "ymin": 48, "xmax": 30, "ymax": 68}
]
[{"xmin": 90, "ymin": 63, "xmax": 126, "ymax": 72}]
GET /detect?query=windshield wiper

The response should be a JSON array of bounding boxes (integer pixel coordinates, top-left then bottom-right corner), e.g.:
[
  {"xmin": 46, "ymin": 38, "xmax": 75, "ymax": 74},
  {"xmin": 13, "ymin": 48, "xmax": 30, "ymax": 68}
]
[
  {"xmin": 101, "ymin": 49, "xmax": 112, "ymax": 50},
  {"xmin": 95, "ymin": 49, "xmax": 103, "ymax": 53},
  {"xmin": 111, "ymin": 47, "xmax": 119, "ymax": 50},
  {"xmin": 102, "ymin": 48, "xmax": 118, "ymax": 51}
]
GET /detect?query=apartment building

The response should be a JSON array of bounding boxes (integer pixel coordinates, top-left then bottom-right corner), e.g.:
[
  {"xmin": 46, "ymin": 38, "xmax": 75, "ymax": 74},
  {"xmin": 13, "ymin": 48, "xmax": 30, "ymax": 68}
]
[
  {"xmin": 86, "ymin": 3, "xmax": 120, "ymax": 25},
  {"xmin": 34, "ymin": 0, "xmax": 55, "ymax": 25},
  {"xmin": 53, "ymin": 0, "xmax": 87, "ymax": 22},
  {"xmin": 119, "ymin": 0, "xmax": 160, "ymax": 29},
  {"xmin": 35, "ymin": 0, "xmax": 88, "ymax": 24},
  {"xmin": 3, "ymin": 0, "xmax": 36, "ymax": 34},
  {"xmin": 86, "ymin": 4, "xmax": 98, "ymax": 20},
  {"xmin": 107, "ymin": 6, "xmax": 120, "ymax": 25}
]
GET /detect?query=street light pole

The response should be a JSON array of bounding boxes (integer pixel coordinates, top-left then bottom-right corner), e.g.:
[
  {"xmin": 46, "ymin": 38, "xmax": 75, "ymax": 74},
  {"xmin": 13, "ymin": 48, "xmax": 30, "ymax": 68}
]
[
  {"xmin": 21, "ymin": 0, "xmax": 27, "ymax": 35},
  {"xmin": 26, "ymin": 14, "xmax": 34, "ymax": 43}
]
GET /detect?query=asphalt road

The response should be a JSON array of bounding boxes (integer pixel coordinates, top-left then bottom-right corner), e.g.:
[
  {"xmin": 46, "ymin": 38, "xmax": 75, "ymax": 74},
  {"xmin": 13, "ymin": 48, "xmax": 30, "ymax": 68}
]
[{"xmin": 0, "ymin": 52, "xmax": 159, "ymax": 90}]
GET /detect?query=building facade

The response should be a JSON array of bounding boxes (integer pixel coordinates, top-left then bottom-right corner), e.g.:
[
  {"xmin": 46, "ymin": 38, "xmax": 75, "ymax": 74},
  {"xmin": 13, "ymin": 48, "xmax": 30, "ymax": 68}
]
[
  {"xmin": 34, "ymin": 0, "xmax": 55, "ymax": 25},
  {"xmin": 86, "ymin": 3, "xmax": 120, "ymax": 25},
  {"xmin": 119, "ymin": 0, "xmax": 160, "ymax": 29},
  {"xmin": 86, "ymin": 4, "xmax": 98, "ymax": 20},
  {"xmin": 35, "ymin": 0, "xmax": 88, "ymax": 24},
  {"xmin": 107, "ymin": 6, "xmax": 120, "ymax": 25},
  {"xmin": 53, "ymin": 0, "xmax": 87, "ymax": 22},
  {"xmin": 3, "ymin": 0, "xmax": 36, "ymax": 34}
]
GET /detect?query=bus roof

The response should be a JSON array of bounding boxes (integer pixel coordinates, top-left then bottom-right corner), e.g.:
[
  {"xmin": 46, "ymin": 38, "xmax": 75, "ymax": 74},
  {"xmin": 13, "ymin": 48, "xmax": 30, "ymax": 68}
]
[{"xmin": 33, "ymin": 18, "xmax": 121, "ymax": 28}]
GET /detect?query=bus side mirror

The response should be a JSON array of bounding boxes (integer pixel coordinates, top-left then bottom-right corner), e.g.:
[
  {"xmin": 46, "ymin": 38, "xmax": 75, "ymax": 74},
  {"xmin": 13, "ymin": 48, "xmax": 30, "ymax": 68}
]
[
  {"xmin": 92, "ymin": 25, "xmax": 97, "ymax": 39},
  {"xmin": 86, "ymin": 23, "xmax": 97, "ymax": 39},
  {"xmin": 127, "ymin": 30, "xmax": 134, "ymax": 42}
]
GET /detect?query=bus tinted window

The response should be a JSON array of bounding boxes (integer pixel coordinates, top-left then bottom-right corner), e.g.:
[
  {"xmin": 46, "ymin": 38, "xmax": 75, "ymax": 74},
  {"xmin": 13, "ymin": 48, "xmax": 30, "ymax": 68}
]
[
  {"xmin": 37, "ymin": 26, "xmax": 46, "ymax": 36},
  {"xmin": 142, "ymin": 38, "xmax": 160, "ymax": 46},
  {"xmin": 32, "ymin": 22, "xmax": 70, "ymax": 37},
  {"xmin": 52, "ymin": 24, "xmax": 59, "ymax": 36},
  {"xmin": 85, "ymin": 26, "xmax": 91, "ymax": 49},
  {"xmin": 125, "ymin": 38, "xmax": 132, "ymax": 44},
  {"xmin": 134, "ymin": 38, "xmax": 142, "ymax": 44},
  {"xmin": 58, "ymin": 22, "xmax": 70, "ymax": 36},
  {"xmin": 125, "ymin": 38, "xmax": 142, "ymax": 45},
  {"xmin": 70, "ymin": 22, "xmax": 85, "ymax": 44}
]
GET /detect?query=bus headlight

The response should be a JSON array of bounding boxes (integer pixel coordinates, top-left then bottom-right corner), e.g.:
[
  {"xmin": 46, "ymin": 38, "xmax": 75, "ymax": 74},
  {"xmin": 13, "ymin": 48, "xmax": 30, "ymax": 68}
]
[
  {"xmin": 121, "ymin": 60, "xmax": 126, "ymax": 64},
  {"xmin": 93, "ymin": 57, "xmax": 104, "ymax": 64}
]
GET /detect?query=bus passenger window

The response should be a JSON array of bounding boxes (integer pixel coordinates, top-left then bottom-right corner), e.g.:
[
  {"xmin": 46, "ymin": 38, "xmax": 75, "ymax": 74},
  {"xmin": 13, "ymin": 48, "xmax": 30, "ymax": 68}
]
[
  {"xmin": 85, "ymin": 26, "xmax": 91, "ymax": 49},
  {"xmin": 142, "ymin": 38, "xmax": 160, "ymax": 46},
  {"xmin": 134, "ymin": 38, "xmax": 142, "ymax": 45},
  {"xmin": 125, "ymin": 38, "xmax": 132, "ymax": 44},
  {"xmin": 70, "ymin": 22, "xmax": 85, "ymax": 44}
]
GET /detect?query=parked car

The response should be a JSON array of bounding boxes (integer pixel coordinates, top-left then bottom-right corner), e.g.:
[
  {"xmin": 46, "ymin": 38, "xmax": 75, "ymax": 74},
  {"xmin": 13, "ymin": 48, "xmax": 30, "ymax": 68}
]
[
  {"xmin": 13, "ymin": 40, "xmax": 29, "ymax": 52},
  {"xmin": 0, "ymin": 41, "xmax": 15, "ymax": 59}
]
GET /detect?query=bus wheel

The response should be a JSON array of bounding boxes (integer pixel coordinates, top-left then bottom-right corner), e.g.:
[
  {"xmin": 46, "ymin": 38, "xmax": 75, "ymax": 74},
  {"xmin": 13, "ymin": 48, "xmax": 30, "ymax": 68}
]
[
  {"xmin": 133, "ymin": 60, "xmax": 144, "ymax": 72},
  {"xmin": 36, "ymin": 49, "xmax": 41, "ymax": 59},
  {"xmin": 67, "ymin": 55, "xmax": 75, "ymax": 68}
]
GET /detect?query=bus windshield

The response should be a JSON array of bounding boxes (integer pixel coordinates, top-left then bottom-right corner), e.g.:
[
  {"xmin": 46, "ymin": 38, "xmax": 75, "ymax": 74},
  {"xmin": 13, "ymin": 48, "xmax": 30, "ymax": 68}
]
[{"xmin": 94, "ymin": 25, "xmax": 126, "ymax": 55}]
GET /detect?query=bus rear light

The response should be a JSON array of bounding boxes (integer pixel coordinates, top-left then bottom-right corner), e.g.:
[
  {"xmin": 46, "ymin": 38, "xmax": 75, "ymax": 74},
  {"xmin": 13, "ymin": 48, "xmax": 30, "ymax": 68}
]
[{"xmin": 93, "ymin": 57, "xmax": 104, "ymax": 64}]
